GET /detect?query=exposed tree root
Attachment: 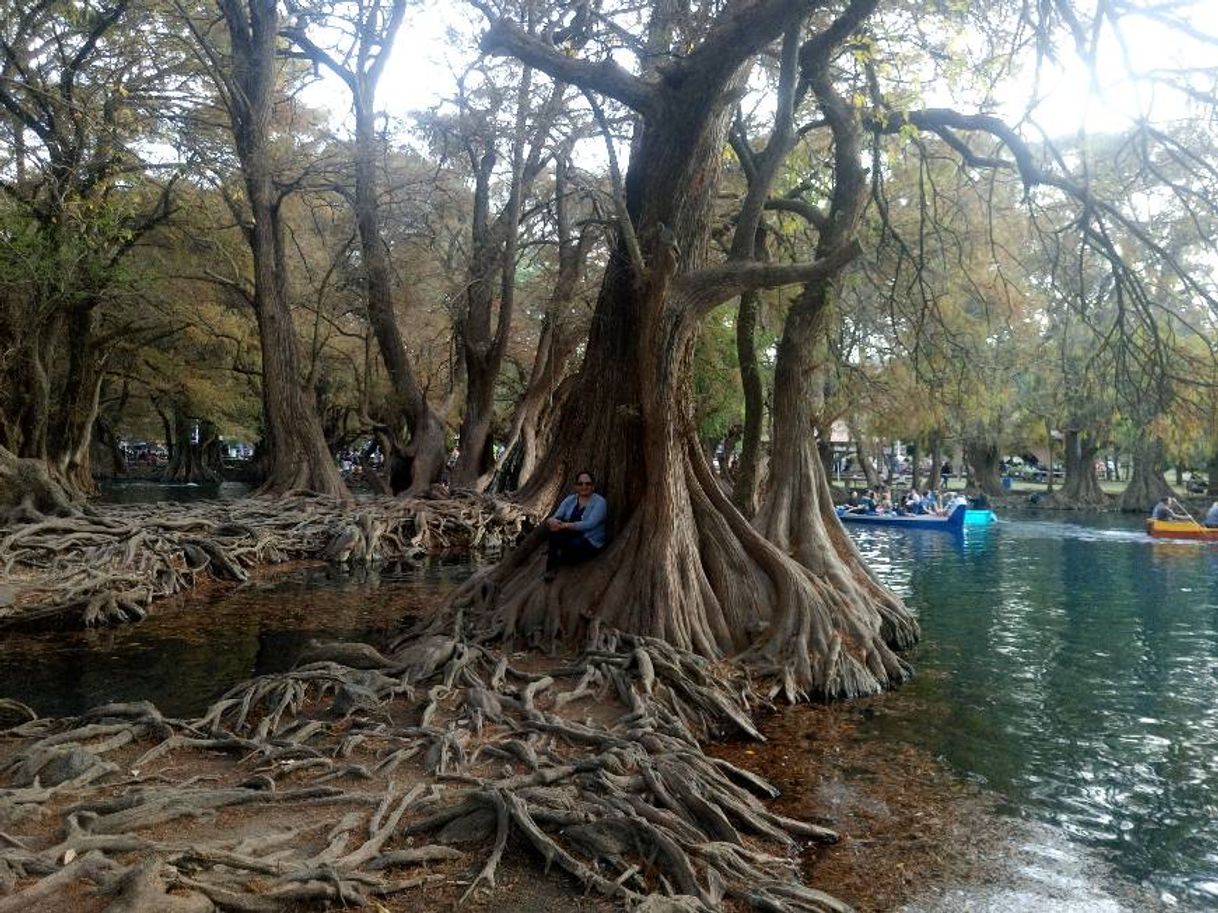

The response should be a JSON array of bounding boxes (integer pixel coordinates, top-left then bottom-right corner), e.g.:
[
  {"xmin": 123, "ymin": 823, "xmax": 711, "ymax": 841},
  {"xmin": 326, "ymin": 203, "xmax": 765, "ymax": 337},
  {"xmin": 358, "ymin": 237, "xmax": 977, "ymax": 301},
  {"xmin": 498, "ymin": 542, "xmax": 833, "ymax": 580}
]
[
  {"xmin": 448, "ymin": 444, "xmax": 916, "ymax": 703},
  {"xmin": 0, "ymin": 633, "xmax": 853, "ymax": 912},
  {"xmin": 0, "ymin": 492, "xmax": 532, "ymax": 632}
]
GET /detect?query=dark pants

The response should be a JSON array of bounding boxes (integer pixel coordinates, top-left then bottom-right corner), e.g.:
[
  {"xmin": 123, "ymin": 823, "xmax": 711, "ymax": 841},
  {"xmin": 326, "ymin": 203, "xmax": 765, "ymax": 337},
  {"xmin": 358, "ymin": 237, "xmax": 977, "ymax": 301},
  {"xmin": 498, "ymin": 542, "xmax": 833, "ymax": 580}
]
[{"xmin": 546, "ymin": 530, "xmax": 602, "ymax": 572}]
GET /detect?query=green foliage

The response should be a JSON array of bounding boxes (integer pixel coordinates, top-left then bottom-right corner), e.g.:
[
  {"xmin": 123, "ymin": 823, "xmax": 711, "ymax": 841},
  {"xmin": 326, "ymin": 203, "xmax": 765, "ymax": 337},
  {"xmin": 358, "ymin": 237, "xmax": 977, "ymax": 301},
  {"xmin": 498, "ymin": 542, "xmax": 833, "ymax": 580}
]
[{"xmin": 693, "ymin": 306, "xmax": 745, "ymax": 442}]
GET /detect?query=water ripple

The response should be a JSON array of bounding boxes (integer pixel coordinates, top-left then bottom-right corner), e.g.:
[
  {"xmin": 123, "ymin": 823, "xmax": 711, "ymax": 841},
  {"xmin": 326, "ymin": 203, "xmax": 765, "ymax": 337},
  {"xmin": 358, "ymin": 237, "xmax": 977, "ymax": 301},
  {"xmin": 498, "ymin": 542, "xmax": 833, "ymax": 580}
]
[{"xmin": 847, "ymin": 512, "xmax": 1218, "ymax": 908}]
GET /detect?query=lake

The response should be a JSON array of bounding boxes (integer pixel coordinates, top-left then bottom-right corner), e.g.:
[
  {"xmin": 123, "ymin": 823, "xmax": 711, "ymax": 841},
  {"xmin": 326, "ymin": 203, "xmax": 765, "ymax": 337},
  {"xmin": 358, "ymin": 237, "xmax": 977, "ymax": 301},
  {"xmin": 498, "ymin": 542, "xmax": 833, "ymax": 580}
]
[
  {"xmin": 1, "ymin": 511, "xmax": 1215, "ymax": 906},
  {"xmin": 846, "ymin": 512, "xmax": 1218, "ymax": 908}
]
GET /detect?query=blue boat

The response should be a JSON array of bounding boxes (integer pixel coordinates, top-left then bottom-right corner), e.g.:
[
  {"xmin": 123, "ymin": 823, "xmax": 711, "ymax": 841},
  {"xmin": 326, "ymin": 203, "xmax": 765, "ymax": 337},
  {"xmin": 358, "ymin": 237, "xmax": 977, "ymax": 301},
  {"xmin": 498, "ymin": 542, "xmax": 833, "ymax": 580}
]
[
  {"xmin": 837, "ymin": 503, "xmax": 968, "ymax": 531},
  {"xmin": 964, "ymin": 509, "xmax": 997, "ymax": 526}
]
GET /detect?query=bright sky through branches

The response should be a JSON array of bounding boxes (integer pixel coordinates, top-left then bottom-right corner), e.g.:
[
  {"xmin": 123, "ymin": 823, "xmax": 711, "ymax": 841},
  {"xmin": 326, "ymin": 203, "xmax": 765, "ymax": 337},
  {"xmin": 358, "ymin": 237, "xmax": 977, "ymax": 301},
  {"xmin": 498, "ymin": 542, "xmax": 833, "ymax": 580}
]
[{"xmin": 302, "ymin": 2, "xmax": 1218, "ymax": 146}]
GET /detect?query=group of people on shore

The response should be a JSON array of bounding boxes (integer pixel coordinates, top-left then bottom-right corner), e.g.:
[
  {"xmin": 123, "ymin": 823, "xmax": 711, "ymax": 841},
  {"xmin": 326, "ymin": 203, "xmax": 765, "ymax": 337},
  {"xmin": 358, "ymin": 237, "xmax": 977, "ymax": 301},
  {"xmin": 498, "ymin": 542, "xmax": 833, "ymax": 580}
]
[{"xmin": 843, "ymin": 484, "xmax": 984, "ymax": 517}]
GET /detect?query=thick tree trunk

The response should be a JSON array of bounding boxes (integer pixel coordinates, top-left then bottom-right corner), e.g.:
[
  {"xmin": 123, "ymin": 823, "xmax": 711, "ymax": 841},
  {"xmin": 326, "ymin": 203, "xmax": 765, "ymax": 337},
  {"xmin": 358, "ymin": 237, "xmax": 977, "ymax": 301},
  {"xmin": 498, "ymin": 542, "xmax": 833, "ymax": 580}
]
[
  {"xmin": 964, "ymin": 437, "xmax": 1005, "ymax": 498},
  {"xmin": 1118, "ymin": 436, "xmax": 1173, "ymax": 513},
  {"xmin": 754, "ymin": 282, "xmax": 914, "ymax": 669},
  {"xmin": 48, "ymin": 305, "xmax": 105, "ymax": 495},
  {"xmin": 1207, "ymin": 452, "xmax": 1218, "ymax": 498},
  {"xmin": 284, "ymin": 8, "xmax": 446, "ymax": 495},
  {"xmin": 218, "ymin": 0, "xmax": 346, "ymax": 499},
  {"xmin": 1052, "ymin": 428, "xmax": 1107, "ymax": 507},
  {"xmin": 163, "ymin": 411, "xmax": 222, "ymax": 483},
  {"xmin": 354, "ymin": 100, "xmax": 447, "ymax": 494},
  {"xmin": 92, "ymin": 416, "xmax": 126, "ymax": 480},
  {"xmin": 464, "ymin": 0, "xmax": 916, "ymax": 699},
  {"xmin": 0, "ymin": 445, "xmax": 80, "ymax": 519}
]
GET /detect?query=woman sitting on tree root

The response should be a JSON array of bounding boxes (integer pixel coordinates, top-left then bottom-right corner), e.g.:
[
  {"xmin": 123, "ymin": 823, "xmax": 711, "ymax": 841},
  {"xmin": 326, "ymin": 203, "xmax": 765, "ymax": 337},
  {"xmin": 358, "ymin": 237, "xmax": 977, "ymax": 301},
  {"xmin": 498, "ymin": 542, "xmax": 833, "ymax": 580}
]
[{"xmin": 543, "ymin": 470, "xmax": 607, "ymax": 581}]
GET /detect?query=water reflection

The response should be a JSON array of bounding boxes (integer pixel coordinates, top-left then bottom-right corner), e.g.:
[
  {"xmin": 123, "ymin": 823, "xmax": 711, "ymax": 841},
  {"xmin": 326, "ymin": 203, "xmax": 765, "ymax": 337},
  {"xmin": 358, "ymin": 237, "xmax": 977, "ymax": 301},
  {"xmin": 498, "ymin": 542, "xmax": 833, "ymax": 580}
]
[
  {"xmin": 848, "ymin": 513, "xmax": 1218, "ymax": 905},
  {"xmin": 98, "ymin": 479, "xmax": 253, "ymax": 503},
  {"xmin": 0, "ymin": 561, "xmax": 472, "ymax": 719}
]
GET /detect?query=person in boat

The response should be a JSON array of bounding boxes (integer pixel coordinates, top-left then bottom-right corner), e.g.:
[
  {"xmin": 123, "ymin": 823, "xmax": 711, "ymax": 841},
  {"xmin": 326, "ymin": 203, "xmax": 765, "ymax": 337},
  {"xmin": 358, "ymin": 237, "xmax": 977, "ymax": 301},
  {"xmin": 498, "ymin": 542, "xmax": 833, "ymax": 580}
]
[
  {"xmin": 1205, "ymin": 501, "xmax": 1218, "ymax": 528},
  {"xmin": 543, "ymin": 471, "xmax": 607, "ymax": 581},
  {"xmin": 1151, "ymin": 497, "xmax": 1188, "ymax": 522},
  {"xmin": 966, "ymin": 485, "xmax": 990, "ymax": 510}
]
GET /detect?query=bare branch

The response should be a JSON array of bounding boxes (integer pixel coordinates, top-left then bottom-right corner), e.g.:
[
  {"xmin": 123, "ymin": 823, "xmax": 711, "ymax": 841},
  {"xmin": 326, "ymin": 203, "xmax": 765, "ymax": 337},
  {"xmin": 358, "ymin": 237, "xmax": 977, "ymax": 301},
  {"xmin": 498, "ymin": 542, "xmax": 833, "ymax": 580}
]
[{"xmin": 681, "ymin": 240, "xmax": 864, "ymax": 318}]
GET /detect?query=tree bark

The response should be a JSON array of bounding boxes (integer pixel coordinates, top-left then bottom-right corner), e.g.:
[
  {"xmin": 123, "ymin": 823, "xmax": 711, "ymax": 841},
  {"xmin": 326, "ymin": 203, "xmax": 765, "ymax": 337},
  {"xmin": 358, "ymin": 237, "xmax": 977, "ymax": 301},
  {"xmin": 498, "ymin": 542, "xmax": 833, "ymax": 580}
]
[
  {"xmin": 1118, "ymin": 436, "xmax": 1173, "ymax": 513},
  {"xmin": 849, "ymin": 425, "xmax": 881, "ymax": 489},
  {"xmin": 215, "ymin": 0, "xmax": 346, "ymax": 498},
  {"xmin": 733, "ymin": 287, "xmax": 765, "ymax": 516},
  {"xmin": 452, "ymin": 80, "xmax": 563, "ymax": 487},
  {"xmin": 0, "ymin": 445, "xmax": 80, "ymax": 519},
  {"xmin": 926, "ymin": 429, "xmax": 942, "ymax": 490},
  {"xmin": 1052, "ymin": 428, "xmax": 1107, "ymax": 507},
  {"xmin": 964, "ymin": 437, "xmax": 1005, "ymax": 498},
  {"xmin": 48, "ymin": 304, "xmax": 105, "ymax": 494},
  {"xmin": 282, "ymin": 2, "xmax": 448, "ymax": 495},
  {"xmin": 162, "ymin": 409, "xmax": 223, "ymax": 483},
  {"xmin": 486, "ymin": 156, "xmax": 591, "ymax": 493},
  {"xmin": 462, "ymin": 0, "xmax": 916, "ymax": 699}
]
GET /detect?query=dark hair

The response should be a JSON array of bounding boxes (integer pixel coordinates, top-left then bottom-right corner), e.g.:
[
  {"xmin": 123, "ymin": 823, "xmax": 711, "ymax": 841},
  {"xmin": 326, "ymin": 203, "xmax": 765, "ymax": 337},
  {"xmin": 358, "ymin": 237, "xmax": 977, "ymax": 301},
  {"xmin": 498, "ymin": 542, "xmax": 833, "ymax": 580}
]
[{"xmin": 575, "ymin": 470, "xmax": 595, "ymax": 484}]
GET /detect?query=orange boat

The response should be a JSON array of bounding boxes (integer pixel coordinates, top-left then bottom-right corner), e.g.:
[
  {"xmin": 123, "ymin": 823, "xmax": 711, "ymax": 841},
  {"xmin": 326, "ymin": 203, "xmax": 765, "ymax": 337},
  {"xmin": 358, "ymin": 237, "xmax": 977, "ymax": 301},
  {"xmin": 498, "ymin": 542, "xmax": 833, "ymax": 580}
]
[{"xmin": 1146, "ymin": 518, "xmax": 1218, "ymax": 541}]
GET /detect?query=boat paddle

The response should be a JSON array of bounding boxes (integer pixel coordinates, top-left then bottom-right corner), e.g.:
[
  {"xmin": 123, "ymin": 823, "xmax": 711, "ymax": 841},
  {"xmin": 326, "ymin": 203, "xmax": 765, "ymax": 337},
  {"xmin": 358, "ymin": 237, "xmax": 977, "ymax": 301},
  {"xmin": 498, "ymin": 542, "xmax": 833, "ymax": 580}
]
[{"xmin": 1168, "ymin": 496, "xmax": 1203, "ymax": 528}]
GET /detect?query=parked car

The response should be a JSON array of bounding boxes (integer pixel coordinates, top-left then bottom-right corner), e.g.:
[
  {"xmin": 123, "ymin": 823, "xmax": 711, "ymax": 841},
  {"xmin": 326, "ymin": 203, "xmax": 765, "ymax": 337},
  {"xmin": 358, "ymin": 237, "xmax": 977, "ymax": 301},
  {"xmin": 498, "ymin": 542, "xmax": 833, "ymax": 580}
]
[{"xmin": 1186, "ymin": 473, "xmax": 1207, "ymax": 494}]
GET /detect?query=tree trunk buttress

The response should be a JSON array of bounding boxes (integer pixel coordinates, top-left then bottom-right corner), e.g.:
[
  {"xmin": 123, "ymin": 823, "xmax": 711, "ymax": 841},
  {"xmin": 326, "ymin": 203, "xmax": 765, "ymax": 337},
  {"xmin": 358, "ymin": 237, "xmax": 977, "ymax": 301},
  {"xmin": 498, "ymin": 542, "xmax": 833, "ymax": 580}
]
[
  {"xmin": 466, "ymin": 5, "xmax": 918, "ymax": 699},
  {"xmin": 964, "ymin": 437, "xmax": 1004, "ymax": 498},
  {"xmin": 1054, "ymin": 428, "xmax": 1107, "ymax": 507},
  {"xmin": 1118, "ymin": 436, "xmax": 1173, "ymax": 513}
]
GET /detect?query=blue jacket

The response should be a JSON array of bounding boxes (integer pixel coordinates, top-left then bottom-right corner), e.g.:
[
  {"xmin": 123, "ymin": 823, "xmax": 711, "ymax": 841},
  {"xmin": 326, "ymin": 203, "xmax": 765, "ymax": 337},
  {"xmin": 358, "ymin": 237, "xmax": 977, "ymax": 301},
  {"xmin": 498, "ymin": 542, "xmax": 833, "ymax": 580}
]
[{"xmin": 553, "ymin": 492, "xmax": 608, "ymax": 548}]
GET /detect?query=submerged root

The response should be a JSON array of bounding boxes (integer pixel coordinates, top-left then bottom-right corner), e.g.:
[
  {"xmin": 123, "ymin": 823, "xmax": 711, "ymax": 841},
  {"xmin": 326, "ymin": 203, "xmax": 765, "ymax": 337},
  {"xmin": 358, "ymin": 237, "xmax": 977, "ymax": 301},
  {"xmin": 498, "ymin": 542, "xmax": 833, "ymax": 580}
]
[
  {"xmin": 0, "ymin": 632, "xmax": 851, "ymax": 912},
  {"xmin": 0, "ymin": 492, "xmax": 533, "ymax": 632}
]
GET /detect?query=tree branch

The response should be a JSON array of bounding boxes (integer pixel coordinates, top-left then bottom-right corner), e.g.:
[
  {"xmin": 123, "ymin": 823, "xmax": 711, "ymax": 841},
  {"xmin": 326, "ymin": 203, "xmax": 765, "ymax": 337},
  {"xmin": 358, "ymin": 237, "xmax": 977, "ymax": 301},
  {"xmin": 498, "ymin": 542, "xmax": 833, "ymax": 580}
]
[
  {"xmin": 680, "ymin": 240, "xmax": 864, "ymax": 318},
  {"xmin": 480, "ymin": 17, "xmax": 657, "ymax": 115}
]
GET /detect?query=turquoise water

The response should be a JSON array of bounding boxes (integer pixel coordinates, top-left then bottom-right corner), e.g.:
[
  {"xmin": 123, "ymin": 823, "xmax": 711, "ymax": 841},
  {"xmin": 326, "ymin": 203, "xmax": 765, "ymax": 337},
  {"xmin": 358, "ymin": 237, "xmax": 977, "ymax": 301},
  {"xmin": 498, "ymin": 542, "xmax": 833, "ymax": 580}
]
[{"xmin": 847, "ymin": 512, "xmax": 1218, "ymax": 908}]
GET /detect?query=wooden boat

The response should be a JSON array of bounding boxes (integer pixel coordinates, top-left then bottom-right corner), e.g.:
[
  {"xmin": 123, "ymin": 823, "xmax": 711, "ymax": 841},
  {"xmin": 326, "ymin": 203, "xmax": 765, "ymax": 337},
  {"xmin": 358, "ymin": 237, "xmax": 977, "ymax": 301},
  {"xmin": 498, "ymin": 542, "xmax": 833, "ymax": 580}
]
[
  {"xmin": 837, "ymin": 503, "xmax": 967, "ymax": 531},
  {"xmin": 1146, "ymin": 518, "xmax": 1218, "ymax": 541}
]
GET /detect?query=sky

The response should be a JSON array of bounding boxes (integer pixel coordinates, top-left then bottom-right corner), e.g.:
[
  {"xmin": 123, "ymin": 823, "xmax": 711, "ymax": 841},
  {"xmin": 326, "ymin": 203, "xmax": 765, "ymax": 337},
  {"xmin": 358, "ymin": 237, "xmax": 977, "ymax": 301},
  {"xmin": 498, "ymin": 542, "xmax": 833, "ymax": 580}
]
[{"xmin": 300, "ymin": 2, "xmax": 1218, "ymax": 149}]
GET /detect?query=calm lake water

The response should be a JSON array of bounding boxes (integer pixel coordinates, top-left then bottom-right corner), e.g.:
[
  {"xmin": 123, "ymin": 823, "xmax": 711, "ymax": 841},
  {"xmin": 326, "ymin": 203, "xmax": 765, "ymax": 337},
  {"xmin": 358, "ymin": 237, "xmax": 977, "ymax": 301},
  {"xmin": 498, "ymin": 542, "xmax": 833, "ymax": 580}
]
[
  {"xmin": 0, "ymin": 561, "xmax": 469, "ymax": 719},
  {"xmin": 98, "ymin": 479, "xmax": 253, "ymax": 503},
  {"xmin": 846, "ymin": 512, "xmax": 1218, "ymax": 909},
  {"xmin": 2, "ymin": 510, "xmax": 1216, "ymax": 906}
]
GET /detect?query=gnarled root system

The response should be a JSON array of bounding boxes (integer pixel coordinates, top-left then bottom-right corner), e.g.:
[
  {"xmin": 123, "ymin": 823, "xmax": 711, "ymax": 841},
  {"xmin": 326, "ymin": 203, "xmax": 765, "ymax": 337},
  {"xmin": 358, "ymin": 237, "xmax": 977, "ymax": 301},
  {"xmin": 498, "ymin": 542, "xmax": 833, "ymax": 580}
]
[
  {"xmin": 0, "ymin": 492, "xmax": 532, "ymax": 632},
  {"xmin": 0, "ymin": 633, "xmax": 852, "ymax": 912}
]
